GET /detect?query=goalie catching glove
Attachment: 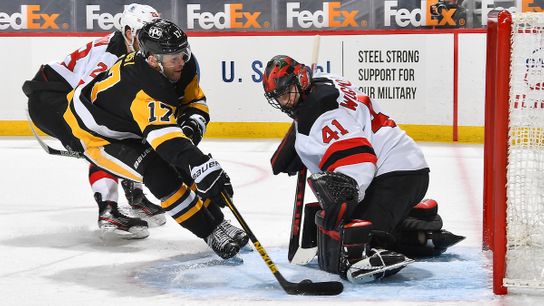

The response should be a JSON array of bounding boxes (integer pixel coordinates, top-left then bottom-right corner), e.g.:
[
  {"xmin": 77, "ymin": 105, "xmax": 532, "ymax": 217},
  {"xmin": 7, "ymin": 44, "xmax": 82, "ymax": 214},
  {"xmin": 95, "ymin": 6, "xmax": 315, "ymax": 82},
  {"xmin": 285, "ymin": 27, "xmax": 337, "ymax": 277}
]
[
  {"xmin": 190, "ymin": 155, "xmax": 233, "ymax": 207},
  {"xmin": 307, "ymin": 171, "xmax": 360, "ymax": 230}
]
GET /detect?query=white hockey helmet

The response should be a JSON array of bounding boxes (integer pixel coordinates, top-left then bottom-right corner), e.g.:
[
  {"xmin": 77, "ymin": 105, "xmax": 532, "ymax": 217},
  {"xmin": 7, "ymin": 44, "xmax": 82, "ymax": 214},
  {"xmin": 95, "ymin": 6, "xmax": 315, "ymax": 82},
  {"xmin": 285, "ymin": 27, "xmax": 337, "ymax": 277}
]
[{"xmin": 120, "ymin": 3, "xmax": 160, "ymax": 51}]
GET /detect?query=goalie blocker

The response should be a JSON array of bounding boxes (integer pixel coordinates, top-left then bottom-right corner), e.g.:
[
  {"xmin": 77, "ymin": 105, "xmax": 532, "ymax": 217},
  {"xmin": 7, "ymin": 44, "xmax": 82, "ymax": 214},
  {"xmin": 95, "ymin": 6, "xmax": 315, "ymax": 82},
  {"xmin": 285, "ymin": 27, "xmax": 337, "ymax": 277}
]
[{"xmin": 305, "ymin": 172, "xmax": 465, "ymax": 283}]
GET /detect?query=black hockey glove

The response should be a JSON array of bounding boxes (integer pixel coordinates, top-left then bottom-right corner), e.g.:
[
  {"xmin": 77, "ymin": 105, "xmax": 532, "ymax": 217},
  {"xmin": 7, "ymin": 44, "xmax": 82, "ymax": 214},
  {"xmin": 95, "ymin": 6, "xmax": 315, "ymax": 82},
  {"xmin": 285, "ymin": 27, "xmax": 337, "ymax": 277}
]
[
  {"xmin": 190, "ymin": 155, "xmax": 233, "ymax": 207},
  {"xmin": 307, "ymin": 172, "xmax": 360, "ymax": 230},
  {"xmin": 179, "ymin": 113, "xmax": 207, "ymax": 146}
]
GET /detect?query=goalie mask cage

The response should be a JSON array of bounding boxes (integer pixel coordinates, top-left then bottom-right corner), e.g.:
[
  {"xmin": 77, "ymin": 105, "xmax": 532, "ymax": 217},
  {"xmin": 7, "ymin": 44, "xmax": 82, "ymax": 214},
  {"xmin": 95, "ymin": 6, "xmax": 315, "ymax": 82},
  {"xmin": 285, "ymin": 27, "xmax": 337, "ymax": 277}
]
[{"xmin": 484, "ymin": 10, "xmax": 544, "ymax": 295}]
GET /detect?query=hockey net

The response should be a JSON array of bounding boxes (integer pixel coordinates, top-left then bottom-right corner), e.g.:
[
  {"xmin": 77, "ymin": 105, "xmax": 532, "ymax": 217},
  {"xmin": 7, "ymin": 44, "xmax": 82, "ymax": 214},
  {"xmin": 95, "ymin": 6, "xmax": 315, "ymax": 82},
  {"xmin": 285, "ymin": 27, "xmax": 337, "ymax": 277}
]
[{"xmin": 484, "ymin": 10, "xmax": 544, "ymax": 295}]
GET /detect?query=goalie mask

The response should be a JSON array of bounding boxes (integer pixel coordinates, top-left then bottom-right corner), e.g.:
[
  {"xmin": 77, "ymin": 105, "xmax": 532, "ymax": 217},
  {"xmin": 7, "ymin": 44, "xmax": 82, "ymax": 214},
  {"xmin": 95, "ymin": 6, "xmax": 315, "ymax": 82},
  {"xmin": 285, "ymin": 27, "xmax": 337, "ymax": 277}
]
[{"xmin": 263, "ymin": 55, "xmax": 311, "ymax": 118}]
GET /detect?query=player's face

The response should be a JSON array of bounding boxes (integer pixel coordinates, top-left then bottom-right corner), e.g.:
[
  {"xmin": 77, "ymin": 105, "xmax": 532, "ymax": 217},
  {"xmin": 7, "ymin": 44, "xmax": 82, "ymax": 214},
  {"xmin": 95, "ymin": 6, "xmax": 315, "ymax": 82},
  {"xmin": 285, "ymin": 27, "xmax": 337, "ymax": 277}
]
[
  {"xmin": 158, "ymin": 52, "xmax": 186, "ymax": 82},
  {"xmin": 132, "ymin": 33, "xmax": 140, "ymax": 52},
  {"xmin": 277, "ymin": 84, "xmax": 299, "ymax": 109}
]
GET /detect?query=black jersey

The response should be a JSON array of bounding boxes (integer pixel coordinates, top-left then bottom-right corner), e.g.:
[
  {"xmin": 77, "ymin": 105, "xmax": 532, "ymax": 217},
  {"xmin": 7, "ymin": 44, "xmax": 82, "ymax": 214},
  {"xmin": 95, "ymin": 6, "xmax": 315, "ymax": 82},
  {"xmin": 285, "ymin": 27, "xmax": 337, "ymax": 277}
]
[{"xmin": 64, "ymin": 52, "xmax": 208, "ymax": 171}]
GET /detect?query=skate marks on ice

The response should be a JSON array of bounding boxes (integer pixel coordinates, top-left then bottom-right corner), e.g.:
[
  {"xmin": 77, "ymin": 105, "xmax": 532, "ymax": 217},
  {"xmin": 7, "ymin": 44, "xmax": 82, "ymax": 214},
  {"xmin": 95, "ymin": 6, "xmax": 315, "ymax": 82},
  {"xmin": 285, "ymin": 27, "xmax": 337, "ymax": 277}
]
[{"xmin": 135, "ymin": 246, "xmax": 494, "ymax": 301}]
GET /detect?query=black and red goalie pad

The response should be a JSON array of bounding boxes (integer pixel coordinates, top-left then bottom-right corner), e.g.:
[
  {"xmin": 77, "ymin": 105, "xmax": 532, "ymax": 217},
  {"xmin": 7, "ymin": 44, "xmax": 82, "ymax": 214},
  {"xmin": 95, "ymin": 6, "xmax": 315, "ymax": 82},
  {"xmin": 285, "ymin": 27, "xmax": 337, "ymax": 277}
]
[{"xmin": 270, "ymin": 121, "xmax": 305, "ymax": 176}]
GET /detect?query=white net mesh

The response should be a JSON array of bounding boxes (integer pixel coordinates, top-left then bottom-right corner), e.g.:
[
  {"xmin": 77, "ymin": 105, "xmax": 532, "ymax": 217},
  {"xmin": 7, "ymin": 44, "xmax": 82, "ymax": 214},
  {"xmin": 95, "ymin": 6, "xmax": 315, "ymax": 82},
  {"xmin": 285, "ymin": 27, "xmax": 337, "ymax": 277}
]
[{"xmin": 505, "ymin": 12, "xmax": 544, "ymax": 288}]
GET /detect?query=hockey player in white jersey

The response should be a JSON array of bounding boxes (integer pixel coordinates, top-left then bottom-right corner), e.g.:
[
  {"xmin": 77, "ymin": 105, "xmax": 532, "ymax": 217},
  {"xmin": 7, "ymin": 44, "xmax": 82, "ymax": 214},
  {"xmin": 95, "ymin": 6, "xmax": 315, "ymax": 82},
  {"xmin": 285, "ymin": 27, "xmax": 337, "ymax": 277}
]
[
  {"xmin": 23, "ymin": 4, "xmax": 165, "ymax": 238},
  {"xmin": 263, "ymin": 55, "xmax": 464, "ymax": 283}
]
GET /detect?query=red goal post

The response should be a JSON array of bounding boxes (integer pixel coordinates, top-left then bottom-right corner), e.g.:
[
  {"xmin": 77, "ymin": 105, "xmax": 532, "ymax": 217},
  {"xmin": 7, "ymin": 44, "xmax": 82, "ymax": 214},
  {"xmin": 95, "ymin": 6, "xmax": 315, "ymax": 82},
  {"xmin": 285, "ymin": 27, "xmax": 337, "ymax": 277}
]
[{"xmin": 484, "ymin": 10, "xmax": 544, "ymax": 295}]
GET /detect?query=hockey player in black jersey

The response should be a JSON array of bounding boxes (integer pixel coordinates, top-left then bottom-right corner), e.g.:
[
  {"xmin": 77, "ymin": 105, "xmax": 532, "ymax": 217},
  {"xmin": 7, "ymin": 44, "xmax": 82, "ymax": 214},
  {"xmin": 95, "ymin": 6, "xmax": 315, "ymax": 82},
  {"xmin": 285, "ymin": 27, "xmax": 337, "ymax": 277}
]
[
  {"xmin": 262, "ymin": 55, "xmax": 464, "ymax": 283},
  {"xmin": 26, "ymin": 19, "xmax": 249, "ymax": 259},
  {"xmin": 22, "ymin": 4, "xmax": 166, "ymax": 238}
]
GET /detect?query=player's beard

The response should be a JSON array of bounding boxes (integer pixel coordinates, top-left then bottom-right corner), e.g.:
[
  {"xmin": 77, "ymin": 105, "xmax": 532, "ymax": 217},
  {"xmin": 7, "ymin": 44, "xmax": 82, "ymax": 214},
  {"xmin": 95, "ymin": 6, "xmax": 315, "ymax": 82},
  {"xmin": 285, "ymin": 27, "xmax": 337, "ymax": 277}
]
[{"xmin": 163, "ymin": 67, "xmax": 182, "ymax": 83}]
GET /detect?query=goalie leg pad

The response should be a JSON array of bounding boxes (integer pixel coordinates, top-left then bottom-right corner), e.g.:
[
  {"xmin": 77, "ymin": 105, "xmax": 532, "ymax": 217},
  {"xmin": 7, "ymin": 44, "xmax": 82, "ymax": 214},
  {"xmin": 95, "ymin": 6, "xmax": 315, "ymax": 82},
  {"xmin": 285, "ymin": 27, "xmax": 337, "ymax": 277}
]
[
  {"xmin": 300, "ymin": 202, "xmax": 320, "ymax": 249},
  {"xmin": 394, "ymin": 230, "xmax": 465, "ymax": 257},
  {"xmin": 315, "ymin": 211, "xmax": 342, "ymax": 274},
  {"xmin": 410, "ymin": 199, "xmax": 438, "ymax": 220},
  {"xmin": 315, "ymin": 211, "xmax": 372, "ymax": 277},
  {"xmin": 315, "ymin": 212, "xmax": 413, "ymax": 282},
  {"xmin": 393, "ymin": 199, "xmax": 465, "ymax": 257},
  {"xmin": 307, "ymin": 172, "xmax": 359, "ymax": 230}
]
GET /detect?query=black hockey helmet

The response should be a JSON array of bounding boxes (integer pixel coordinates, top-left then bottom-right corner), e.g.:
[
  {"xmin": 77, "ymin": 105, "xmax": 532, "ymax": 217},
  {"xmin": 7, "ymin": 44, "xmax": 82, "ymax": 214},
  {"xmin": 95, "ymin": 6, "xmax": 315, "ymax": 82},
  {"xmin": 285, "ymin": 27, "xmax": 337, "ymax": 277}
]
[
  {"xmin": 263, "ymin": 55, "xmax": 311, "ymax": 117},
  {"xmin": 138, "ymin": 19, "xmax": 191, "ymax": 61}
]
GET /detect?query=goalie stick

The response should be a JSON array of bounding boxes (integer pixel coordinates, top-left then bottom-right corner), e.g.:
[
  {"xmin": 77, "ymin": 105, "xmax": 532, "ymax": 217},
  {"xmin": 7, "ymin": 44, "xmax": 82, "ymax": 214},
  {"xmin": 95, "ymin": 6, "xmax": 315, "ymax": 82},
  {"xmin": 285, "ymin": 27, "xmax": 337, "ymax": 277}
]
[
  {"xmin": 220, "ymin": 192, "xmax": 343, "ymax": 296},
  {"xmin": 288, "ymin": 168, "xmax": 318, "ymax": 264},
  {"xmin": 287, "ymin": 35, "xmax": 321, "ymax": 265},
  {"xmin": 26, "ymin": 110, "xmax": 83, "ymax": 159}
]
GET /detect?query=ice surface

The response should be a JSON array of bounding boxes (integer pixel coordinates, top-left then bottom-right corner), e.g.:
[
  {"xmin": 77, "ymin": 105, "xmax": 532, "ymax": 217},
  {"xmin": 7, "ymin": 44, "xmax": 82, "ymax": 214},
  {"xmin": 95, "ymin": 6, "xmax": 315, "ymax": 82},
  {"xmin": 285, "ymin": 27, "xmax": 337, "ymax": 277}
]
[{"xmin": 0, "ymin": 138, "xmax": 543, "ymax": 305}]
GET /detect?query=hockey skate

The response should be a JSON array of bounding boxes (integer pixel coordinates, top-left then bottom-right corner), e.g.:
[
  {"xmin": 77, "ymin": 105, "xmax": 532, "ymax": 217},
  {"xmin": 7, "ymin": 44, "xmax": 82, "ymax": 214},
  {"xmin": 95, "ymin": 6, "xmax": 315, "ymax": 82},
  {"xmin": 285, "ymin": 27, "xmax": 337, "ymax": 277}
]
[
  {"xmin": 346, "ymin": 248, "xmax": 414, "ymax": 284},
  {"xmin": 121, "ymin": 180, "xmax": 166, "ymax": 227},
  {"xmin": 218, "ymin": 219, "xmax": 249, "ymax": 249},
  {"xmin": 205, "ymin": 221, "xmax": 241, "ymax": 259},
  {"xmin": 96, "ymin": 194, "xmax": 149, "ymax": 240}
]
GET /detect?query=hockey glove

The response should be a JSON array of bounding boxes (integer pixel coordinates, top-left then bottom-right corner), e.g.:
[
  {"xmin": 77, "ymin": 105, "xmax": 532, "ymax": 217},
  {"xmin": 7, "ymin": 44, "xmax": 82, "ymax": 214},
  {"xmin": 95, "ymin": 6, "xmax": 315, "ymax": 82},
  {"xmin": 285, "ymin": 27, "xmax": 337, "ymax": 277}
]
[
  {"xmin": 179, "ymin": 113, "xmax": 207, "ymax": 146},
  {"xmin": 190, "ymin": 155, "xmax": 233, "ymax": 207},
  {"xmin": 307, "ymin": 172, "xmax": 359, "ymax": 230}
]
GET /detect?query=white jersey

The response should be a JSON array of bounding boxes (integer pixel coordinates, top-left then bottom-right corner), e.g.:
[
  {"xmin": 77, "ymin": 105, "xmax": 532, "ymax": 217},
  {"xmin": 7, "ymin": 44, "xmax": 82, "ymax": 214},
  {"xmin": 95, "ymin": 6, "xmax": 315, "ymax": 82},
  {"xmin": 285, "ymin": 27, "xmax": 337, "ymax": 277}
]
[
  {"xmin": 48, "ymin": 32, "xmax": 127, "ymax": 88},
  {"xmin": 294, "ymin": 73, "xmax": 428, "ymax": 201}
]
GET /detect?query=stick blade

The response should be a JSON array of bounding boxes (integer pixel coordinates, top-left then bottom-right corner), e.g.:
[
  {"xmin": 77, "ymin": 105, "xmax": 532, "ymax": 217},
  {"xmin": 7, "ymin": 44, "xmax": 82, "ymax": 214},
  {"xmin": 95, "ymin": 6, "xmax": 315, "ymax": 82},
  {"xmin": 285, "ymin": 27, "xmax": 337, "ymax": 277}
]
[
  {"xmin": 289, "ymin": 247, "xmax": 317, "ymax": 265},
  {"xmin": 283, "ymin": 280, "xmax": 344, "ymax": 296}
]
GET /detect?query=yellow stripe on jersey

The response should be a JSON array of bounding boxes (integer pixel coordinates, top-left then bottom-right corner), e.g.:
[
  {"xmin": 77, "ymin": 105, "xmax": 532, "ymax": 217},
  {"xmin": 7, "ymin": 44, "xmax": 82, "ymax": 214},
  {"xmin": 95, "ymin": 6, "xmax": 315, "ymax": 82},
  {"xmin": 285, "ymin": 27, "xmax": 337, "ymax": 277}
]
[
  {"xmin": 162, "ymin": 184, "xmax": 191, "ymax": 209},
  {"xmin": 174, "ymin": 198, "xmax": 204, "ymax": 223},
  {"xmin": 63, "ymin": 90, "xmax": 110, "ymax": 149},
  {"xmin": 85, "ymin": 146, "xmax": 142, "ymax": 182},
  {"xmin": 186, "ymin": 101, "xmax": 209, "ymax": 114},
  {"xmin": 182, "ymin": 75, "xmax": 205, "ymax": 105},
  {"xmin": 130, "ymin": 90, "xmax": 178, "ymax": 132},
  {"xmin": 146, "ymin": 127, "xmax": 189, "ymax": 150},
  {"xmin": 91, "ymin": 60, "xmax": 122, "ymax": 103}
]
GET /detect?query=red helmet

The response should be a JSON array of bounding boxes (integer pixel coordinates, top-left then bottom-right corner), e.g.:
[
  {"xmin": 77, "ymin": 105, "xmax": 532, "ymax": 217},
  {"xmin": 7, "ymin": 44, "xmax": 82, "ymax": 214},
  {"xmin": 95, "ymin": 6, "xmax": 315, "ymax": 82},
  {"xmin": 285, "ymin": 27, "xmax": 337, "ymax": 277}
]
[{"xmin": 263, "ymin": 55, "xmax": 311, "ymax": 117}]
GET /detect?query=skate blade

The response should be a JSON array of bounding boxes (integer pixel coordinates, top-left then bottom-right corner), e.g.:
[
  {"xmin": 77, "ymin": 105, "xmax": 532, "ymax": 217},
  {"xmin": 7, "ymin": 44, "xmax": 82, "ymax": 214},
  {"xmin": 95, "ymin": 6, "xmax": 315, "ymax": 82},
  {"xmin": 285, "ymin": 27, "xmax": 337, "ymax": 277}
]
[
  {"xmin": 132, "ymin": 209, "xmax": 167, "ymax": 227},
  {"xmin": 223, "ymin": 255, "xmax": 244, "ymax": 265},
  {"xmin": 99, "ymin": 225, "xmax": 149, "ymax": 240},
  {"xmin": 239, "ymin": 244, "xmax": 254, "ymax": 253},
  {"xmin": 347, "ymin": 258, "xmax": 415, "ymax": 284}
]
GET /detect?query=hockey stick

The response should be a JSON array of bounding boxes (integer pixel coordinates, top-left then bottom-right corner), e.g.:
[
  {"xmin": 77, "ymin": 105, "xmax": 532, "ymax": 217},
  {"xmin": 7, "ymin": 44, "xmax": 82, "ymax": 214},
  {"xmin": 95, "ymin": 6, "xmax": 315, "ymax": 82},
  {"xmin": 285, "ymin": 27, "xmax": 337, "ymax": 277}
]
[
  {"xmin": 310, "ymin": 34, "xmax": 321, "ymax": 72},
  {"xmin": 221, "ymin": 192, "xmax": 343, "ymax": 295},
  {"xmin": 288, "ymin": 168, "xmax": 318, "ymax": 264},
  {"xmin": 26, "ymin": 109, "xmax": 83, "ymax": 159},
  {"xmin": 287, "ymin": 35, "xmax": 321, "ymax": 264}
]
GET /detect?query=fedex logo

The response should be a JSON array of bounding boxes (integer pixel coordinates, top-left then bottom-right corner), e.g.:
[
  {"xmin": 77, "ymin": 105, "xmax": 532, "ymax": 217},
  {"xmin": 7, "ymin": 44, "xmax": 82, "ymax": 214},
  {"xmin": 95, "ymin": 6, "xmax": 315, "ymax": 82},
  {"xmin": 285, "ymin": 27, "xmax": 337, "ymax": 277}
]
[
  {"xmin": 286, "ymin": 2, "xmax": 360, "ymax": 28},
  {"xmin": 186, "ymin": 4, "xmax": 264, "ymax": 30},
  {"xmin": 384, "ymin": 1, "xmax": 428, "ymax": 27},
  {"xmin": 86, "ymin": 5, "xmax": 124, "ymax": 30},
  {"xmin": 0, "ymin": 5, "xmax": 61, "ymax": 30},
  {"xmin": 385, "ymin": 1, "xmax": 467, "ymax": 27},
  {"xmin": 522, "ymin": 0, "xmax": 544, "ymax": 12},
  {"xmin": 479, "ymin": 0, "xmax": 517, "ymax": 25}
]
